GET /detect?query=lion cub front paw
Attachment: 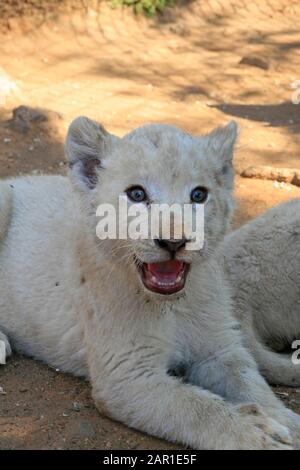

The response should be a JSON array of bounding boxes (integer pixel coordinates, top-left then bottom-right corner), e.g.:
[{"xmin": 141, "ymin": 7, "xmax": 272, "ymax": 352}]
[
  {"xmin": 235, "ymin": 404, "xmax": 293, "ymax": 450},
  {"xmin": 0, "ymin": 332, "xmax": 12, "ymax": 365}
]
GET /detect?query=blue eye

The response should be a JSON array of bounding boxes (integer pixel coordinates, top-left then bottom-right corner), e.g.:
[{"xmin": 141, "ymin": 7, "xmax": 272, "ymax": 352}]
[
  {"xmin": 191, "ymin": 186, "xmax": 208, "ymax": 203},
  {"xmin": 126, "ymin": 186, "xmax": 147, "ymax": 202}
]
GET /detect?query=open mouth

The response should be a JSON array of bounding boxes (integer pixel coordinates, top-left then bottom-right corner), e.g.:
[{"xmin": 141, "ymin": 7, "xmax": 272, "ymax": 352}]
[{"xmin": 139, "ymin": 260, "xmax": 189, "ymax": 295}]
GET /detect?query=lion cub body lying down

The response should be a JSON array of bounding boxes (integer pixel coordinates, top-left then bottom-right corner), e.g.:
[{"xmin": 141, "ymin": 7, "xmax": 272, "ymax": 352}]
[
  {"xmin": 224, "ymin": 198, "xmax": 300, "ymax": 387},
  {"xmin": 0, "ymin": 117, "xmax": 299, "ymax": 449}
]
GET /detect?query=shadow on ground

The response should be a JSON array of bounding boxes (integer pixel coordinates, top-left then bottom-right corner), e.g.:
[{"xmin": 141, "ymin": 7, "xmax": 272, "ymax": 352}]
[{"xmin": 211, "ymin": 102, "xmax": 300, "ymax": 130}]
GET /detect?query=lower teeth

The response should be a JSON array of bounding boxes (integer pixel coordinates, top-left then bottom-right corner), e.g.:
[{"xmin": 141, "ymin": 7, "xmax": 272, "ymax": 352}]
[
  {"xmin": 145, "ymin": 268, "xmax": 185, "ymax": 290},
  {"xmin": 152, "ymin": 278, "xmax": 182, "ymax": 287}
]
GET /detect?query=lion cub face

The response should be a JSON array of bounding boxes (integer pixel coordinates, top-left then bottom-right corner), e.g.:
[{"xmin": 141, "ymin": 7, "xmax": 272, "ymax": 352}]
[{"xmin": 66, "ymin": 118, "xmax": 237, "ymax": 299}]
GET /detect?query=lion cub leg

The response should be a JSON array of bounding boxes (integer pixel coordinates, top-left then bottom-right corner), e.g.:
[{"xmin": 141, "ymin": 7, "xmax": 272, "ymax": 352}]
[
  {"xmin": 84, "ymin": 313, "xmax": 291, "ymax": 450},
  {"xmin": 186, "ymin": 346, "xmax": 300, "ymax": 448}
]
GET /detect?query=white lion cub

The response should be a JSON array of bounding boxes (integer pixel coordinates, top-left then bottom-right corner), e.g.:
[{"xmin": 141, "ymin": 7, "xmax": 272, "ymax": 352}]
[{"xmin": 0, "ymin": 117, "xmax": 298, "ymax": 449}]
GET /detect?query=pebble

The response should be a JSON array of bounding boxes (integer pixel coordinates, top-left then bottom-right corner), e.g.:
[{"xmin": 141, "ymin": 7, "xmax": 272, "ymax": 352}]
[
  {"xmin": 275, "ymin": 391, "xmax": 289, "ymax": 397},
  {"xmin": 72, "ymin": 401, "xmax": 81, "ymax": 412}
]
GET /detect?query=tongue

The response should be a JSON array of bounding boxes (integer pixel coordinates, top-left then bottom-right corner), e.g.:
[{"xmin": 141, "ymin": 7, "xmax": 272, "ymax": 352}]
[
  {"xmin": 147, "ymin": 260, "xmax": 184, "ymax": 279},
  {"xmin": 142, "ymin": 260, "xmax": 186, "ymax": 294}
]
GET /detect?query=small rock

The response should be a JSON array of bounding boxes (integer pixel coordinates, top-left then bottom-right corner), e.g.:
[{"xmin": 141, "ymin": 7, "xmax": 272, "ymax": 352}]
[
  {"xmin": 275, "ymin": 391, "xmax": 289, "ymax": 397},
  {"xmin": 7, "ymin": 105, "xmax": 62, "ymax": 134},
  {"xmin": 0, "ymin": 386, "xmax": 7, "ymax": 395},
  {"xmin": 72, "ymin": 401, "xmax": 82, "ymax": 412},
  {"xmin": 8, "ymin": 106, "xmax": 47, "ymax": 134}
]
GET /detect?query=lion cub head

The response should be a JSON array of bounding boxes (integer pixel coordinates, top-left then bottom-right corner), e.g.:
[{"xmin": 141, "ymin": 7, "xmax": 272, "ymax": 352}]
[{"xmin": 65, "ymin": 117, "xmax": 237, "ymax": 299}]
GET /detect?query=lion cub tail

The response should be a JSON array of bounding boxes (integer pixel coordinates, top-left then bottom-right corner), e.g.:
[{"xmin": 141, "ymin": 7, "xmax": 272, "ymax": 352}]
[{"xmin": 0, "ymin": 182, "xmax": 13, "ymax": 242}]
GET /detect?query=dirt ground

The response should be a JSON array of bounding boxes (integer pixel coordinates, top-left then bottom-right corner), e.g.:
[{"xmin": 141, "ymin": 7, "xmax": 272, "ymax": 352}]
[{"xmin": 1, "ymin": 0, "xmax": 300, "ymax": 450}]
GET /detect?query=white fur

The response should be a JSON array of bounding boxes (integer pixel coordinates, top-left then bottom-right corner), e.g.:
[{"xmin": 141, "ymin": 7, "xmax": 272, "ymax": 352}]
[
  {"xmin": 224, "ymin": 198, "xmax": 300, "ymax": 387},
  {"xmin": 0, "ymin": 117, "xmax": 298, "ymax": 449}
]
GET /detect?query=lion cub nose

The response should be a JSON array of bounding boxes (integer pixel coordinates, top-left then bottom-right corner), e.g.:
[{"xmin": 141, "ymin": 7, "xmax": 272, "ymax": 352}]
[{"xmin": 154, "ymin": 239, "xmax": 186, "ymax": 253}]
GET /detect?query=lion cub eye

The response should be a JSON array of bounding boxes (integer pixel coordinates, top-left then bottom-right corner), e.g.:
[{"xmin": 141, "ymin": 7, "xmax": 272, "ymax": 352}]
[
  {"xmin": 190, "ymin": 186, "xmax": 208, "ymax": 203},
  {"xmin": 126, "ymin": 186, "xmax": 147, "ymax": 203}
]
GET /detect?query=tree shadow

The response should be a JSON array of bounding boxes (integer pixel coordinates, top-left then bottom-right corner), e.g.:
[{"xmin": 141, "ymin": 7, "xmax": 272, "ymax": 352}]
[{"xmin": 211, "ymin": 102, "xmax": 300, "ymax": 130}]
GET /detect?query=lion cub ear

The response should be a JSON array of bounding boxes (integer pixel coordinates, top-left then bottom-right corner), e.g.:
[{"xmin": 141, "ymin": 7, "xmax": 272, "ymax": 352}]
[
  {"xmin": 65, "ymin": 116, "xmax": 114, "ymax": 190},
  {"xmin": 206, "ymin": 121, "xmax": 238, "ymax": 190}
]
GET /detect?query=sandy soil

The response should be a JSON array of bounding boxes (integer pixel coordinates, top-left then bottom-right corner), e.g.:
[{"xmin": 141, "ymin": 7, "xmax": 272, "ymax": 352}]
[{"xmin": 0, "ymin": 0, "xmax": 300, "ymax": 449}]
